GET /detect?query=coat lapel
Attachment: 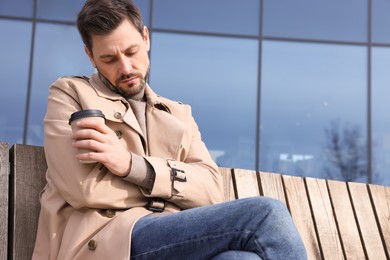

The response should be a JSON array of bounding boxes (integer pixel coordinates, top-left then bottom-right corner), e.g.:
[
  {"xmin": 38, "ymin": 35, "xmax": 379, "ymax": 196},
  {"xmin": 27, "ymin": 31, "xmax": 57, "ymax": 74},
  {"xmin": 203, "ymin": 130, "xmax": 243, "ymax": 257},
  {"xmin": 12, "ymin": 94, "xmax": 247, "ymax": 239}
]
[
  {"xmin": 88, "ymin": 73, "xmax": 186, "ymax": 158},
  {"xmin": 89, "ymin": 74, "xmax": 144, "ymax": 138},
  {"xmin": 145, "ymin": 87, "xmax": 186, "ymax": 159}
]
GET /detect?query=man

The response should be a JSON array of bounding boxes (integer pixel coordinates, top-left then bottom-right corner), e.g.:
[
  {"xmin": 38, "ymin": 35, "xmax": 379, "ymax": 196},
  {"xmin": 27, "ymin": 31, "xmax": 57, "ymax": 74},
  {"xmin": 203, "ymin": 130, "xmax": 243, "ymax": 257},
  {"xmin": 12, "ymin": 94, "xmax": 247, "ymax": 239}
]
[{"xmin": 32, "ymin": 0, "xmax": 307, "ymax": 259}]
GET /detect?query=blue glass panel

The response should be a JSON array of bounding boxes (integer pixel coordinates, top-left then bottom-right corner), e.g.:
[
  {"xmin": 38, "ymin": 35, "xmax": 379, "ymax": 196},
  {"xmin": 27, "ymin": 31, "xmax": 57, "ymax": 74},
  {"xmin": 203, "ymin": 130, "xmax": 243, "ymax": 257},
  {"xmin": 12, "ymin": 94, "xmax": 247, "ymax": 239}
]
[
  {"xmin": 260, "ymin": 41, "xmax": 367, "ymax": 182},
  {"xmin": 37, "ymin": 0, "xmax": 84, "ymax": 21},
  {"xmin": 27, "ymin": 23, "xmax": 93, "ymax": 145},
  {"xmin": 37, "ymin": 0, "xmax": 150, "ymax": 25},
  {"xmin": 153, "ymin": 0, "xmax": 259, "ymax": 36},
  {"xmin": 264, "ymin": 0, "xmax": 367, "ymax": 42},
  {"xmin": 372, "ymin": 47, "xmax": 390, "ymax": 186},
  {"xmin": 133, "ymin": 0, "xmax": 151, "ymax": 27},
  {"xmin": 0, "ymin": 20, "xmax": 32, "ymax": 144},
  {"xmin": 150, "ymin": 32, "xmax": 258, "ymax": 169},
  {"xmin": 0, "ymin": 0, "xmax": 33, "ymax": 18},
  {"xmin": 372, "ymin": 0, "xmax": 390, "ymax": 44}
]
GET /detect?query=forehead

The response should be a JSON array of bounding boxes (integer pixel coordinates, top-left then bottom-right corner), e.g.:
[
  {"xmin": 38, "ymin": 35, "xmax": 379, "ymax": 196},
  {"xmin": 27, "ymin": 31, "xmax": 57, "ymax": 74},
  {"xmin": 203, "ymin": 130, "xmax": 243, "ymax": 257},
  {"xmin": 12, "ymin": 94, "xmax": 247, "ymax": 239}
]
[{"xmin": 91, "ymin": 19, "xmax": 143, "ymax": 53}]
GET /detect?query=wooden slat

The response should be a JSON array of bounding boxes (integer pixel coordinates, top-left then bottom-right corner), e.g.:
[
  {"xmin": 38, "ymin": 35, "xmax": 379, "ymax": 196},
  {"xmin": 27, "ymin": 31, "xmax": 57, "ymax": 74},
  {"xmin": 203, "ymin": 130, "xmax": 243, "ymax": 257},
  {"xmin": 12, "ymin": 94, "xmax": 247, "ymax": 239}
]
[
  {"xmin": 349, "ymin": 182, "xmax": 387, "ymax": 259},
  {"xmin": 9, "ymin": 144, "xmax": 47, "ymax": 260},
  {"xmin": 232, "ymin": 168, "xmax": 260, "ymax": 199},
  {"xmin": 327, "ymin": 180, "xmax": 365, "ymax": 259},
  {"xmin": 0, "ymin": 142, "xmax": 9, "ymax": 260},
  {"xmin": 369, "ymin": 184, "xmax": 390, "ymax": 258},
  {"xmin": 218, "ymin": 167, "xmax": 235, "ymax": 201},
  {"xmin": 282, "ymin": 175, "xmax": 321, "ymax": 260},
  {"xmin": 258, "ymin": 171, "xmax": 286, "ymax": 205},
  {"xmin": 305, "ymin": 177, "xmax": 344, "ymax": 259}
]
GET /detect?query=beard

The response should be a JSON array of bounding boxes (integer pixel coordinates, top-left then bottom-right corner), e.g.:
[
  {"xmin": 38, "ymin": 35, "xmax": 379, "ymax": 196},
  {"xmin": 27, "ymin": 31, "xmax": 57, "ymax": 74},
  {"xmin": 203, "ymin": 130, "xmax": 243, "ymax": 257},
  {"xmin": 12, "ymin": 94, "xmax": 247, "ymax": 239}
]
[{"xmin": 97, "ymin": 68, "xmax": 149, "ymax": 100}]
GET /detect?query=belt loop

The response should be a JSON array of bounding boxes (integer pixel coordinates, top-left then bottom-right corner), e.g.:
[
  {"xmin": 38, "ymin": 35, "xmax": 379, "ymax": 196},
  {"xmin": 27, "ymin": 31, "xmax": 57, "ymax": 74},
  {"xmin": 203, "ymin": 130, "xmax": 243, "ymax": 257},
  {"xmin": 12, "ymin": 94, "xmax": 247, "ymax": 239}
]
[
  {"xmin": 172, "ymin": 167, "xmax": 187, "ymax": 182},
  {"xmin": 166, "ymin": 159, "xmax": 187, "ymax": 183},
  {"xmin": 146, "ymin": 198, "xmax": 166, "ymax": 213}
]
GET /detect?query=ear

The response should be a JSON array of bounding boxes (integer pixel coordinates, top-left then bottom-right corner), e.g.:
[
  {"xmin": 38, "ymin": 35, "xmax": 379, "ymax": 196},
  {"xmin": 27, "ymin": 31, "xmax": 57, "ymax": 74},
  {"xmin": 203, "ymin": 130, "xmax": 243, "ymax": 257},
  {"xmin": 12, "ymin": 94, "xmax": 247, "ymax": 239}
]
[
  {"xmin": 84, "ymin": 45, "xmax": 96, "ymax": 68},
  {"xmin": 143, "ymin": 26, "xmax": 150, "ymax": 52}
]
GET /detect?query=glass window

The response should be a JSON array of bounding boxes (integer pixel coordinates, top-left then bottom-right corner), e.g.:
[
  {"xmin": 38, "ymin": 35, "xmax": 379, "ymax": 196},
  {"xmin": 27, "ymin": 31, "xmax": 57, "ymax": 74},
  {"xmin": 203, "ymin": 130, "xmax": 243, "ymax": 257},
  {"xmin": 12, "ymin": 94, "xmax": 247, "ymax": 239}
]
[
  {"xmin": 37, "ymin": 0, "xmax": 151, "ymax": 25},
  {"xmin": 37, "ymin": 0, "xmax": 84, "ymax": 21},
  {"xmin": 263, "ymin": 0, "xmax": 367, "ymax": 42},
  {"xmin": 260, "ymin": 41, "xmax": 367, "ymax": 182},
  {"xmin": 27, "ymin": 23, "xmax": 93, "ymax": 145},
  {"xmin": 0, "ymin": 0, "xmax": 33, "ymax": 18},
  {"xmin": 153, "ymin": 0, "xmax": 260, "ymax": 36},
  {"xmin": 372, "ymin": 0, "xmax": 390, "ymax": 44},
  {"xmin": 149, "ymin": 32, "xmax": 258, "ymax": 169},
  {"xmin": 133, "ymin": 0, "xmax": 151, "ymax": 27},
  {"xmin": 372, "ymin": 47, "xmax": 390, "ymax": 186},
  {"xmin": 0, "ymin": 20, "xmax": 32, "ymax": 145}
]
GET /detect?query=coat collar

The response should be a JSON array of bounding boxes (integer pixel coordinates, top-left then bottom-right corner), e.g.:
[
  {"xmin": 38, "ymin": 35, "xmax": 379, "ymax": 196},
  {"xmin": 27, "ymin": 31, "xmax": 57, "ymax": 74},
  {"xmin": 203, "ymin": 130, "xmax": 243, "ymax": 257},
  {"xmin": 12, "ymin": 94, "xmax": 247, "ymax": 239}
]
[
  {"xmin": 87, "ymin": 73, "xmax": 185, "ymax": 158},
  {"xmin": 89, "ymin": 73, "xmax": 170, "ymax": 113}
]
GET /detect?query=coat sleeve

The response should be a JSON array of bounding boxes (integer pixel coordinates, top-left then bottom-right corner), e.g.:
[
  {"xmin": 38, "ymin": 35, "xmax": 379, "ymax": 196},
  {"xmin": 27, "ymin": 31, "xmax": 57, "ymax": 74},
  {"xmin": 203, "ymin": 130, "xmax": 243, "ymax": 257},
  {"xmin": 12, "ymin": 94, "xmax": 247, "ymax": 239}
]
[
  {"xmin": 142, "ymin": 109, "xmax": 225, "ymax": 209},
  {"xmin": 44, "ymin": 78, "xmax": 146, "ymax": 210}
]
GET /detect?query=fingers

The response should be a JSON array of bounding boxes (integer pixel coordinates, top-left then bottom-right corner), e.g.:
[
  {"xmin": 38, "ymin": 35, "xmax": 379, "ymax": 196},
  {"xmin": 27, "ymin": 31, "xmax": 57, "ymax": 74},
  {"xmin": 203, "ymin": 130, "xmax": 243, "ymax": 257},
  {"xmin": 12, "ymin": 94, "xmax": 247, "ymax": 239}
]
[
  {"xmin": 71, "ymin": 117, "xmax": 113, "ymax": 153},
  {"xmin": 74, "ymin": 117, "xmax": 111, "ymax": 134},
  {"xmin": 72, "ymin": 138, "xmax": 103, "ymax": 152},
  {"xmin": 73, "ymin": 138, "xmax": 131, "ymax": 177},
  {"xmin": 72, "ymin": 117, "xmax": 114, "ymax": 141},
  {"xmin": 70, "ymin": 117, "xmax": 131, "ymax": 176},
  {"xmin": 73, "ymin": 128, "xmax": 105, "ymax": 143}
]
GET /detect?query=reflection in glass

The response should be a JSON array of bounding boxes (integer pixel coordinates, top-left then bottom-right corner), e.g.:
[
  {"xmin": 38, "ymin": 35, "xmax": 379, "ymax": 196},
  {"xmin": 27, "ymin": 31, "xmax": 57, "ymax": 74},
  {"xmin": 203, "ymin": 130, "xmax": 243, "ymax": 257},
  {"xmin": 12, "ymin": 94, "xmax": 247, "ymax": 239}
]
[
  {"xmin": 36, "ymin": 0, "xmax": 150, "ymax": 24},
  {"xmin": 372, "ymin": 47, "xmax": 390, "ymax": 185},
  {"xmin": 0, "ymin": 0, "xmax": 33, "ymax": 18},
  {"xmin": 37, "ymin": 0, "xmax": 84, "ymax": 21},
  {"xmin": 133, "ymin": 0, "xmax": 151, "ymax": 27},
  {"xmin": 260, "ymin": 41, "xmax": 367, "ymax": 182},
  {"xmin": 153, "ymin": 0, "xmax": 259, "ymax": 36},
  {"xmin": 264, "ymin": 0, "xmax": 367, "ymax": 42},
  {"xmin": 27, "ymin": 23, "xmax": 93, "ymax": 145},
  {"xmin": 150, "ymin": 32, "xmax": 258, "ymax": 169},
  {"xmin": 372, "ymin": 0, "xmax": 390, "ymax": 44},
  {"xmin": 0, "ymin": 21, "xmax": 32, "ymax": 144}
]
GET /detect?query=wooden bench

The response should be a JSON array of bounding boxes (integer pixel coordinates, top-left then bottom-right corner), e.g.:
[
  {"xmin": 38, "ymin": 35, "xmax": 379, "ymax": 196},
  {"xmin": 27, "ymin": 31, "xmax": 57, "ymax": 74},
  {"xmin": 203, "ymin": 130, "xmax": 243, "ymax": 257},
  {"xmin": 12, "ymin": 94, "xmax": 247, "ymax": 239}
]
[{"xmin": 1, "ymin": 142, "xmax": 390, "ymax": 259}]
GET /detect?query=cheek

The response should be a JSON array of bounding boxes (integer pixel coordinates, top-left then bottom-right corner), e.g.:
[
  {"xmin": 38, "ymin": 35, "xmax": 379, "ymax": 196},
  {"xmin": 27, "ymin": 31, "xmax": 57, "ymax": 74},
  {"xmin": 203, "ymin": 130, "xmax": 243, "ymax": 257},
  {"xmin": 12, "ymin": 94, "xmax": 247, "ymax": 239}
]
[
  {"xmin": 97, "ymin": 65, "xmax": 118, "ymax": 83},
  {"xmin": 139, "ymin": 55, "xmax": 150, "ymax": 73}
]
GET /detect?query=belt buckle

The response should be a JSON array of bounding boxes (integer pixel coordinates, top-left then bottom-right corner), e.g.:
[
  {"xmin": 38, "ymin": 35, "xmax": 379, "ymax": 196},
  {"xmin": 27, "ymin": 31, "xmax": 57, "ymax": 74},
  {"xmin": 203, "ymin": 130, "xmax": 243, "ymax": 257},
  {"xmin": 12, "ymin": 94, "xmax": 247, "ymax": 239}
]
[{"xmin": 147, "ymin": 198, "xmax": 165, "ymax": 213}]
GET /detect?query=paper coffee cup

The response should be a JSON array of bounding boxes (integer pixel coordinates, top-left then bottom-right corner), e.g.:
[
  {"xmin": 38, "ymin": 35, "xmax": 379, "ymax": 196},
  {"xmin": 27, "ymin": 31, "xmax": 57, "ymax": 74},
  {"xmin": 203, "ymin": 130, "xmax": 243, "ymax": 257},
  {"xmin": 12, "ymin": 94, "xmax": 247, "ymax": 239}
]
[{"xmin": 69, "ymin": 109, "xmax": 105, "ymax": 163}]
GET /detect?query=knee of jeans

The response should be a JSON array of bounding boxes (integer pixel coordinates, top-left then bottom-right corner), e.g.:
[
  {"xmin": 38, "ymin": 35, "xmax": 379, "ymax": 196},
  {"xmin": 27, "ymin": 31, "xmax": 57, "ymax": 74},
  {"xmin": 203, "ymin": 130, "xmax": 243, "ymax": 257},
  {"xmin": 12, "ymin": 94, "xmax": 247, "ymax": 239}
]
[{"xmin": 248, "ymin": 197, "xmax": 290, "ymax": 217}]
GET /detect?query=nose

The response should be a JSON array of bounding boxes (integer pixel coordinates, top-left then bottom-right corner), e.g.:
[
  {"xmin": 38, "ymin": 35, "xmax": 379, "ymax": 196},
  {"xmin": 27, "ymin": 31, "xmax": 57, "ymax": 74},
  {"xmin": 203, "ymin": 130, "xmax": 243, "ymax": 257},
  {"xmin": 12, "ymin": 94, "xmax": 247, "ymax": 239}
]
[{"xmin": 118, "ymin": 56, "xmax": 133, "ymax": 75}]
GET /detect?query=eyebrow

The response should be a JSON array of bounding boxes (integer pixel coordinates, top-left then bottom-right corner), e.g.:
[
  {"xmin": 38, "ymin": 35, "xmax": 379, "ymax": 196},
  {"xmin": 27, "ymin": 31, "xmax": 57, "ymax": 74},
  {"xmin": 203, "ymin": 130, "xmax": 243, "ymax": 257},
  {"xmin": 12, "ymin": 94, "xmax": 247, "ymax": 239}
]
[{"xmin": 98, "ymin": 44, "xmax": 139, "ymax": 59}]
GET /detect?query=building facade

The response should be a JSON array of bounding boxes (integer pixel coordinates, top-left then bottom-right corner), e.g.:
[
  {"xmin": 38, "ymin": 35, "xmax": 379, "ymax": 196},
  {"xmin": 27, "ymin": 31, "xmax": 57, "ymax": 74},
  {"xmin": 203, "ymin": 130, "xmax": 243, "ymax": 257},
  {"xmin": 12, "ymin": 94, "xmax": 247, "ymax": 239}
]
[{"xmin": 1, "ymin": 0, "xmax": 390, "ymax": 185}]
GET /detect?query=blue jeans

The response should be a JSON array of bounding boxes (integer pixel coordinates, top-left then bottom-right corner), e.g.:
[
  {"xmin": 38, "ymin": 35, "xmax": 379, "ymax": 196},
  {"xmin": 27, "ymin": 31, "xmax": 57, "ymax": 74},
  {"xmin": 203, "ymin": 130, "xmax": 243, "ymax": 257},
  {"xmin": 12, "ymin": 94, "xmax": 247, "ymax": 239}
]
[{"xmin": 131, "ymin": 197, "xmax": 307, "ymax": 260}]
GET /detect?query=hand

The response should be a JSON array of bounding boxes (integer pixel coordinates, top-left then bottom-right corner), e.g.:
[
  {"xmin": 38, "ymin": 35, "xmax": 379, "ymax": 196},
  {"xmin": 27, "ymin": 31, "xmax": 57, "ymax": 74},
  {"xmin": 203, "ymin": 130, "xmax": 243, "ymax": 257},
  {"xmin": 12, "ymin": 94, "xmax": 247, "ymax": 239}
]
[{"xmin": 71, "ymin": 117, "xmax": 131, "ymax": 177}]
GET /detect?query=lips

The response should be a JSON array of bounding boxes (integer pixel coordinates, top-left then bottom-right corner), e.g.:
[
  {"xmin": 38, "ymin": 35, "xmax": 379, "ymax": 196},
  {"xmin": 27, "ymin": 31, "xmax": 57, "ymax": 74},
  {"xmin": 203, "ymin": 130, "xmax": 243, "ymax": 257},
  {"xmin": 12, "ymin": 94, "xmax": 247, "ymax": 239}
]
[
  {"xmin": 117, "ymin": 72, "xmax": 143, "ymax": 86},
  {"xmin": 122, "ymin": 76, "xmax": 138, "ymax": 84}
]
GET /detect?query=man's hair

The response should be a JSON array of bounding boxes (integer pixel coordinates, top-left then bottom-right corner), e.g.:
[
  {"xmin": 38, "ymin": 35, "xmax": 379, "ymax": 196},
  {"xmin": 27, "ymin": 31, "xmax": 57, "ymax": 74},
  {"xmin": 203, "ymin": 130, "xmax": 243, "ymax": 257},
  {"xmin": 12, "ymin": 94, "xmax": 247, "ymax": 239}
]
[{"xmin": 77, "ymin": 0, "xmax": 144, "ymax": 51}]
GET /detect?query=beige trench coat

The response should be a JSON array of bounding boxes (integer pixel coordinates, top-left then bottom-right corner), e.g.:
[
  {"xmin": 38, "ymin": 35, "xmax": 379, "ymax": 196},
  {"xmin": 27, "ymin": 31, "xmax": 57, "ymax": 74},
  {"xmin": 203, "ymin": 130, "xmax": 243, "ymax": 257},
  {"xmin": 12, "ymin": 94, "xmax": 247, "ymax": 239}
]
[{"xmin": 32, "ymin": 73, "xmax": 224, "ymax": 260}]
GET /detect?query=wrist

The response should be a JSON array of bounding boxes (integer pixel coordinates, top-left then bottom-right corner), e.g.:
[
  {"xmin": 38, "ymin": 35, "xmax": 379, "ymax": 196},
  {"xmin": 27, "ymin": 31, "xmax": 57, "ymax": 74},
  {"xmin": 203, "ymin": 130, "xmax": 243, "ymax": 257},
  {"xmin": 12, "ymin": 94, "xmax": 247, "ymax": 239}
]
[{"xmin": 122, "ymin": 152, "xmax": 132, "ymax": 177}]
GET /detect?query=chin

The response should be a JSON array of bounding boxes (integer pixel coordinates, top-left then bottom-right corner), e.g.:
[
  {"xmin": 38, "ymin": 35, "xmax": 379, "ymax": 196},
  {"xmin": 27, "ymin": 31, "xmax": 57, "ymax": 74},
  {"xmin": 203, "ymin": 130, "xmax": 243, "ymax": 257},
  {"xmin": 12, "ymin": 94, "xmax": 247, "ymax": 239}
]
[{"xmin": 123, "ymin": 85, "xmax": 144, "ymax": 97}]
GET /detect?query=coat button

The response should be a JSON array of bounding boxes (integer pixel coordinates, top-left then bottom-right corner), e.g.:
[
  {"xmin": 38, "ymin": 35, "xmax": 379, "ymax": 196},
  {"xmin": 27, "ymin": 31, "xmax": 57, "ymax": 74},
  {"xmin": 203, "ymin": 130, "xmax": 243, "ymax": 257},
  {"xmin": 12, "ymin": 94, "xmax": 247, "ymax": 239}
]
[
  {"xmin": 114, "ymin": 112, "xmax": 123, "ymax": 119},
  {"xmin": 88, "ymin": 239, "xmax": 97, "ymax": 251},
  {"xmin": 115, "ymin": 130, "xmax": 123, "ymax": 139}
]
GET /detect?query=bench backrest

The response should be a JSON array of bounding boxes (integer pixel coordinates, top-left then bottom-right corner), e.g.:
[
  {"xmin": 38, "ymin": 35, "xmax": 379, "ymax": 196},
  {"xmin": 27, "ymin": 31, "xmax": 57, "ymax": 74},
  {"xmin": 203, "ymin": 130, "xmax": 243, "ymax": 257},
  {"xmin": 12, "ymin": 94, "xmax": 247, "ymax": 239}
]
[
  {"xmin": 8, "ymin": 144, "xmax": 47, "ymax": 260},
  {"xmin": 0, "ymin": 142, "xmax": 9, "ymax": 260},
  {"xmin": 226, "ymin": 169, "xmax": 390, "ymax": 260},
  {"xmin": 2, "ymin": 143, "xmax": 390, "ymax": 260}
]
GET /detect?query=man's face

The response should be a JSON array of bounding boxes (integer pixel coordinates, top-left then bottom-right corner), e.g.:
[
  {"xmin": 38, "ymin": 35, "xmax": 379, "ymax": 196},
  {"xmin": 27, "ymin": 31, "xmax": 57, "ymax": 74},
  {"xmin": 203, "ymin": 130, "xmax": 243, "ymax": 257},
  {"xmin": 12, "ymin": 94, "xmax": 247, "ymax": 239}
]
[{"xmin": 85, "ymin": 18, "xmax": 150, "ymax": 98}]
